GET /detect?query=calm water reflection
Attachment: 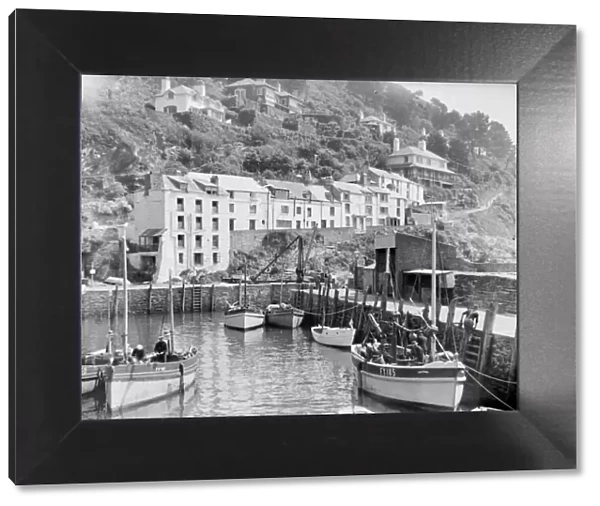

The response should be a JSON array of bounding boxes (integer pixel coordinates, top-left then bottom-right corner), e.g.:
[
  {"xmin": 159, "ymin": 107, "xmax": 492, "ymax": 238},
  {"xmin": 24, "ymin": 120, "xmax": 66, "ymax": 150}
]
[{"xmin": 82, "ymin": 312, "xmax": 409, "ymax": 419}]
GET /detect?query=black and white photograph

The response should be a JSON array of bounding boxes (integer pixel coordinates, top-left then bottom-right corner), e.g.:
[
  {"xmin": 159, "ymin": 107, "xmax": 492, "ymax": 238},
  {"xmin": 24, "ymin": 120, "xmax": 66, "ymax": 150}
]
[{"xmin": 80, "ymin": 76, "xmax": 517, "ymax": 419}]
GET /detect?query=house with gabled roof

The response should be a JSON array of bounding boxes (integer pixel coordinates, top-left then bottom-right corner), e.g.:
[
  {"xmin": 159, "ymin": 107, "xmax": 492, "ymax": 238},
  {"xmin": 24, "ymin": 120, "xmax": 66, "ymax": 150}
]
[
  {"xmin": 155, "ymin": 77, "xmax": 226, "ymax": 121},
  {"xmin": 359, "ymin": 111, "xmax": 396, "ymax": 136},
  {"xmin": 225, "ymin": 78, "xmax": 304, "ymax": 118},
  {"xmin": 387, "ymin": 129, "xmax": 457, "ymax": 188}
]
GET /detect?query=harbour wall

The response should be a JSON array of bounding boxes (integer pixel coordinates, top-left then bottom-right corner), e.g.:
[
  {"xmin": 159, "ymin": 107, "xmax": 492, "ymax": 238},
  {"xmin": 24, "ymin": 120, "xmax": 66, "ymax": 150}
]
[
  {"xmin": 454, "ymin": 273, "xmax": 517, "ymax": 315},
  {"xmin": 82, "ymin": 282, "xmax": 301, "ymax": 319}
]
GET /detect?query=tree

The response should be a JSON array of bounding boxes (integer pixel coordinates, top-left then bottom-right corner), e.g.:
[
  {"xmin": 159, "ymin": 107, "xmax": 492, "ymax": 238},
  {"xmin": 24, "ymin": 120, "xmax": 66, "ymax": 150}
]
[
  {"xmin": 487, "ymin": 121, "xmax": 513, "ymax": 159},
  {"xmin": 447, "ymin": 138, "xmax": 470, "ymax": 174},
  {"xmin": 237, "ymin": 108, "xmax": 256, "ymax": 127},
  {"xmin": 426, "ymin": 131, "xmax": 448, "ymax": 159}
]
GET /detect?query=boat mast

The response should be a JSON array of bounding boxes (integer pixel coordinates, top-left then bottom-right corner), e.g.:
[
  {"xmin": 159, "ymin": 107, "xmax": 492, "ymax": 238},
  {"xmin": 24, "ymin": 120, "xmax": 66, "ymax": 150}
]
[
  {"xmin": 244, "ymin": 262, "xmax": 248, "ymax": 306},
  {"xmin": 122, "ymin": 226, "xmax": 129, "ymax": 355},
  {"xmin": 431, "ymin": 209, "xmax": 437, "ymax": 361},
  {"xmin": 169, "ymin": 269, "xmax": 175, "ymax": 352}
]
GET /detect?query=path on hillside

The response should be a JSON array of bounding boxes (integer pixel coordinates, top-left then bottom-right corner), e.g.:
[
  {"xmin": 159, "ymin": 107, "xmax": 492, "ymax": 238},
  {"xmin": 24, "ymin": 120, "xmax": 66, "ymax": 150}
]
[{"xmin": 447, "ymin": 192, "xmax": 503, "ymax": 221}]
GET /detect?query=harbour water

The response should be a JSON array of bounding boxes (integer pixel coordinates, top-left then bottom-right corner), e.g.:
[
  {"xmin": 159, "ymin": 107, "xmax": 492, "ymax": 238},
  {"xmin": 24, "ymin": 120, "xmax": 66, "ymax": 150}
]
[{"xmin": 82, "ymin": 312, "xmax": 430, "ymax": 420}]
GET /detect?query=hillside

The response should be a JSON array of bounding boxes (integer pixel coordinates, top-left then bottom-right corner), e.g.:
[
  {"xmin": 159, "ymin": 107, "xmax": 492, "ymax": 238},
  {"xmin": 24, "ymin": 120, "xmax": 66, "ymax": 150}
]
[{"xmin": 81, "ymin": 76, "xmax": 516, "ymax": 278}]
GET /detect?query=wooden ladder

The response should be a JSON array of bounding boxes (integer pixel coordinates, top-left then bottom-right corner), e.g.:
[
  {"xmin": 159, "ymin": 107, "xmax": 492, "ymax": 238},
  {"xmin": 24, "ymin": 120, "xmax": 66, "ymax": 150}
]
[
  {"xmin": 462, "ymin": 336, "xmax": 481, "ymax": 368},
  {"xmin": 191, "ymin": 284, "xmax": 203, "ymax": 313}
]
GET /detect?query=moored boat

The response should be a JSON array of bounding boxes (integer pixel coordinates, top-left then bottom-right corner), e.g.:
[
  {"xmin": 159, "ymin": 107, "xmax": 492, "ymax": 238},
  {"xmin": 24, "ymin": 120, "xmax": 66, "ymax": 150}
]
[
  {"xmin": 351, "ymin": 210, "xmax": 467, "ymax": 411},
  {"xmin": 265, "ymin": 303, "xmax": 304, "ymax": 329},
  {"xmin": 310, "ymin": 325, "xmax": 355, "ymax": 348},
  {"xmin": 224, "ymin": 303, "xmax": 265, "ymax": 331}
]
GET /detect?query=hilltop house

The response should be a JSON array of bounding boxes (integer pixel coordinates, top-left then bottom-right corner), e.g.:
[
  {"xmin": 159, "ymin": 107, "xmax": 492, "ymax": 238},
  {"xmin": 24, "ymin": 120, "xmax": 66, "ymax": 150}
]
[
  {"xmin": 154, "ymin": 78, "xmax": 226, "ymax": 121},
  {"xmin": 387, "ymin": 129, "xmax": 457, "ymax": 188},
  {"xmin": 359, "ymin": 111, "xmax": 397, "ymax": 136},
  {"xmin": 224, "ymin": 79, "xmax": 304, "ymax": 119}
]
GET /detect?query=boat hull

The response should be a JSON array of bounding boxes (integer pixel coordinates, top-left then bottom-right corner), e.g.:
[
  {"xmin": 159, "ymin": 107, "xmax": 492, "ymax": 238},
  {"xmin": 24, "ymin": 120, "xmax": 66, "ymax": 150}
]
[
  {"xmin": 351, "ymin": 345, "xmax": 466, "ymax": 410},
  {"xmin": 311, "ymin": 326, "xmax": 355, "ymax": 348},
  {"xmin": 265, "ymin": 308, "xmax": 304, "ymax": 329},
  {"xmin": 82, "ymin": 365, "xmax": 104, "ymax": 396},
  {"xmin": 224, "ymin": 310, "xmax": 265, "ymax": 331},
  {"xmin": 104, "ymin": 353, "xmax": 199, "ymax": 412}
]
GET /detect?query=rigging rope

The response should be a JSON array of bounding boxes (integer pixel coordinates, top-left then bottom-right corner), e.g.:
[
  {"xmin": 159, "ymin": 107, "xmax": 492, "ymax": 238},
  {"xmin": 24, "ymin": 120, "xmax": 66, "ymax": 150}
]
[
  {"xmin": 464, "ymin": 365, "xmax": 517, "ymax": 385},
  {"xmin": 465, "ymin": 369, "xmax": 515, "ymax": 411}
]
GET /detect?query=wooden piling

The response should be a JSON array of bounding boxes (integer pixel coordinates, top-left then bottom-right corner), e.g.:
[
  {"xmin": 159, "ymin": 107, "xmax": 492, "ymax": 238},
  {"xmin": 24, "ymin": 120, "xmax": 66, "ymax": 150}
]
[
  {"xmin": 210, "ymin": 284, "xmax": 216, "ymax": 312},
  {"xmin": 381, "ymin": 272, "xmax": 389, "ymax": 318},
  {"xmin": 342, "ymin": 287, "xmax": 349, "ymax": 327},
  {"xmin": 147, "ymin": 282, "xmax": 153, "ymax": 314},
  {"xmin": 323, "ymin": 280, "xmax": 330, "ymax": 327},
  {"xmin": 332, "ymin": 289, "xmax": 339, "ymax": 327},
  {"xmin": 357, "ymin": 290, "xmax": 368, "ymax": 331},
  {"xmin": 181, "ymin": 280, "xmax": 186, "ymax": 313},
  {"xmin": 478, "ymin": 302, "xmax": 498, "ymax": 372},
  {"xmin": 351, "ymin": 289, "xmax": 359, "ymax": 327},
  {"xmin": 308, "ymin": 285, "xmax": 314, "ymax": 315},
  {"xmin": 445, "ymin": 298, "xmax": 458, "ymax": 350}
]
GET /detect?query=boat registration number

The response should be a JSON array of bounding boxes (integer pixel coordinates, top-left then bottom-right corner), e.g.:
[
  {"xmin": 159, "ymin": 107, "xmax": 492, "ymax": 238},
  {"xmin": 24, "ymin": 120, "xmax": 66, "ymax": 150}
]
[{"xmin": 379, "ymin": 367, "xmax": 396, "ymax": 377}]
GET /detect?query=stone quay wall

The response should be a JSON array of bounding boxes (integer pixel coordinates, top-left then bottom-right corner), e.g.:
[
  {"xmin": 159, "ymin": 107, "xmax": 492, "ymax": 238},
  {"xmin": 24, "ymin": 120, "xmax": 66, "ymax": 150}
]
[
  {"xmin": 82, "ymin": 282, "xmax": 302, "ymax": 319},
  {"xmin": 454, "ymin": 273, "xmax": 517, "ymax": 315}
]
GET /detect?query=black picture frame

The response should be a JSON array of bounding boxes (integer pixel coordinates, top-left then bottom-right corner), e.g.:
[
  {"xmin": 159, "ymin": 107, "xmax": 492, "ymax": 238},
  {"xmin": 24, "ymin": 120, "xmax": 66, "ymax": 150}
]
[{"xmin": 9, "ymin": 9, "xmax": 577, "ymax": 485}]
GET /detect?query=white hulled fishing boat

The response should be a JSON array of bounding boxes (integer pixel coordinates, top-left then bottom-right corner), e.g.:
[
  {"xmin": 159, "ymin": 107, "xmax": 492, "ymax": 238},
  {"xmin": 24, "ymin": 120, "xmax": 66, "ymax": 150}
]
[
  {"xmin": 351, "ymin": 211, "xmax": 466, "ymax": 410},
  {"xmin": 265, "ymin": 303, "xmax": 305, "ymax": 329},
  {"xmin": 224, "ymin": 264, "xmax": 265, "ymax": 331}
]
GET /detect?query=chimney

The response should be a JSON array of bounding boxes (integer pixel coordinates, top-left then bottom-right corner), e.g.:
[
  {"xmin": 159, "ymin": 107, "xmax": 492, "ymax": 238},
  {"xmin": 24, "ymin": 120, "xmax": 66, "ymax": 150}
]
[
  {"xmin": 383, "ymin": 112, "xmax": 386, "ymax": 122},
  {"xmin": 421, "ymin": 127, "xmax": 427, "ymax": 137},
  {"xmin": 193, "ymin": 80, "xmax": 206, "ymax": 97},
  {"xmin": 277, "ymin": 82, "xmax": 281, "ymax": 92},
  {"xmin": 161, "ymin": 77, "xmax": 171, "ymax": 93},
  {"xmin": 210, "ymin": 175, "xmax": 219, "ymax": 186},
  {"xmin": 393, "ymin": 137, "xmax": 400, "ymax": 152},
  {"xmin": 418, "ymin": 127, "xmax": 427, "ymax": 151}
]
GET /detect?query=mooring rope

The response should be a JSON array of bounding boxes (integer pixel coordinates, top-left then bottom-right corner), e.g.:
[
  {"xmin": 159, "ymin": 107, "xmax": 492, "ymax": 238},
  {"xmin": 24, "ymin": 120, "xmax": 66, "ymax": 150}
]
[
  {"xmin": 464, "ymin": 365, "xmax": 517, "ymax": 385},
  {"xmin": 303, "ymin": 305, "xmax": 360, "ymax": 317},
  {"xmin": 465, "ymin": 369, "xmax": 515, "ymax": 411}
]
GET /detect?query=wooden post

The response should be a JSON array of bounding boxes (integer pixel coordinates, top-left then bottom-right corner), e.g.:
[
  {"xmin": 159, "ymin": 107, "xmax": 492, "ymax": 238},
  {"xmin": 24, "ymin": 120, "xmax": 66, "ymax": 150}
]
[
  {"xmin": 342, "ymin": 287, "xmax": 350, "ymax": 327},
  {"xmin": 478, "ymin": 302, "xmax": 498, "ymax": 372},
  {"xmin": 210, "ymin": 284, "xmax": 215, "ymax": 312},
  {"xmin": 332, "ymin": 289, "xmax": 339, "ymax": 327},
  {"xmin": 147, "ymin": 282, "xmax": 153, "ymax": 314},
  {"xmin": 381, "ymin": 272, "xmax": 389, "ymax": 318},
  {"xmin": 357, "ymin": 290, "xmax": 369, "ymax": 333},
  {"xmin": 351, "ymin": 289, "xmax": 359, "ymax": 327},
  {"xmin": 445, "ymin": 298, "xmax": 458, "ymax": 351},
  {"xmin": 308, "ymin": 285, "xmax": 314, "ymax": 314},
  {"xmin": 181, "ymin": 280, "xmax": 186, "ymax": 313},
  {"xmin": 323, "ymin": 280, "xmax": 331, "ymax": 327},
  {"xmin": 270, "ymin": 283, "xmax": 275, "ymax": 304}
]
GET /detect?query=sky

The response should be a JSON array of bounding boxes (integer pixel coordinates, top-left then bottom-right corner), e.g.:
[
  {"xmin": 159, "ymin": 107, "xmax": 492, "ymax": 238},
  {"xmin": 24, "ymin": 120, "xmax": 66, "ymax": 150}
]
[{"xmin": 398, "ymin": 82, "xmax": 517, "ymax": 143}]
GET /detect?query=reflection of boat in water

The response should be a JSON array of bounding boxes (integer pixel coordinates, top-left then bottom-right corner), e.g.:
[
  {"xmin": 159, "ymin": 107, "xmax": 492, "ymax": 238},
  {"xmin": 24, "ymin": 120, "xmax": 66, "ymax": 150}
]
[
  {"xmin": 265, "ymin": 303, "xmax": 304, "ymax": 329},
  {"xmin": 224, "ymin": 325, "xmax": 264, "ymax": 344}
]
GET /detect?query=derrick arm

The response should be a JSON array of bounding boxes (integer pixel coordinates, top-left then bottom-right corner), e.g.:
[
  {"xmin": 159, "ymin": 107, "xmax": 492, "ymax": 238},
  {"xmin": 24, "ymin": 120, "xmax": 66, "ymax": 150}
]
[{"xmin": 250, "ymin": 236, "xmax": 300, "ymax": 283}]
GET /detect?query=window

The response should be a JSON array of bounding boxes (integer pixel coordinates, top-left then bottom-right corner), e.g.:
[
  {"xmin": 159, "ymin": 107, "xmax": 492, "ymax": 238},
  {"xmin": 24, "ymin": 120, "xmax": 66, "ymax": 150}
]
[
  {"xmin": 426, "ymin": 158, "xmax": 432, "ymax": 166},
  {"xmin": 212, "ymin": 218, "xmax": 219, "ymax": 231},
  {"xmin": 195, "ymin": 199, "xmax": 203, "ymax": 213},
  {"xmin": 345, "ymin": 216, "xmax": 350, "ymax": 226},
  {"xmin": 178, "ymin": 235, "xmax": 185, "ymax": 248},
  {"xmin": 366, "ymin": 218, "xmax": 373, "ymax": 227},
  {"xmin": 177, "ymin": 198, "xmax": 184, "ymax": 211},
  {"xmin": 330, "ymin": 220, "xmax": 335, "ymax": 228},
  {"xmin": 177, "ymin": 216, "xmax": 185, "ymax": 230},
  {"xmin": 229, "ymin": 219, "xmax": 235, "ymax": 231},
  {"xmin": 296, "ymin": 221, "xmax": 301, "ymax": 229},
  {"xmin": 296, "ymin": 206, "xmax": 302, "ymax": 215},
  {"xmin": 228, "ymin": 191, "xmax": 235, "ymax": 199},
  {"xmin": 397, "ymin": 208, "xmax": 402, "ymax": 217},
  {"xmin": 330, "ymin": 207, "xmax": 335, "ymax": 216},
  {"xmin": 366, "ymin": 205, "xmax": 373, "ymax": 214},
  {"xmin": 379, "ymin": 219, "xmax": 386, "ymax": 226},
  {"xmin": 229, "ymin": 203, "xmax": 235, "ymax": 213},
  {"xmin": 249, "ymin": 220, "xmax": 256, "ymax": 230},
  {"xmin": 194, "ymin": 253, "xmax": 204, "ymax": 266},
  {"xmin": 212, "ymin": 201, "xmax": 219, "ymax": 213},
  {"xmin": 345, "ymin": 203, "xmax": 350, "ymax": 213},
  {"xmin": 365, "ymin": 196, "xmax": 373, "ymax": 204},
  {"xmin": 213, "ymin": 253, "xmax": 220, "ymax": 264},
  {"xmin": 343, "ymin": 192, "xmax": 350, "ymax": 201},
  {"xmin": 250, "ymin": 204, "xmax": 257, "ymax": 214},
  {"xmin": 281, "ymin": 205, "xmax": 290, "ymax": 214},
  {"xmin": 178, "ymin": 253, "xmax": 184, "ymax": 264},
  {"xmin": 212, "ymin": 235, "xmax": 219, "ymax": 248},
  {"xmin": 195, "ymin": 235, "xmax": 203, "ymax": 248},
  {"xmin": 195, "ymin": 217, "xmax": 203, "ymax": 230},
  {"xmin": 380, "ymin": 207, "xmax": 388, "ymax": 215},
  {"xmin": 380, "ymin": 194, "xmax": 388, "ymax": 203},
  {"xmin": 321, "ymin": 220, "xmax": 327, "ymax": 228},
  {"xmin": 167, "ymin": 91, "xmax": 175, "ymax": 100},
  {"xmin": 417, "ymin": 156, "xmax": 423, "ymax": 163},
  {"xmin": 164, "ymin": 105, "xmax": 177, "ymax": 113},
  {"xmin": 307, "ymin": 208, "xmax": 312, "ymax": 218}
]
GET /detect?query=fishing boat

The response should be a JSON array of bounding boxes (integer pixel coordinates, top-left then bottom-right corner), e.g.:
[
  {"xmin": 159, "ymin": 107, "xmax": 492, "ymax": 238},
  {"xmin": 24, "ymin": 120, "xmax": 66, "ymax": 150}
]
[
  {"xmin": 224, "ymin": 263, "xmax": 265, "ymax": 331},
  {"xmin": 265, "ymin": 303, "xmax": 304, "ymax": 329},
  {"xmin": 310, "ymin": 298, "xmax": 355, "ymax": 348},
  {"xmin": 351, "ymin": 211, "xmax": 467, "ymax": 411}
]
